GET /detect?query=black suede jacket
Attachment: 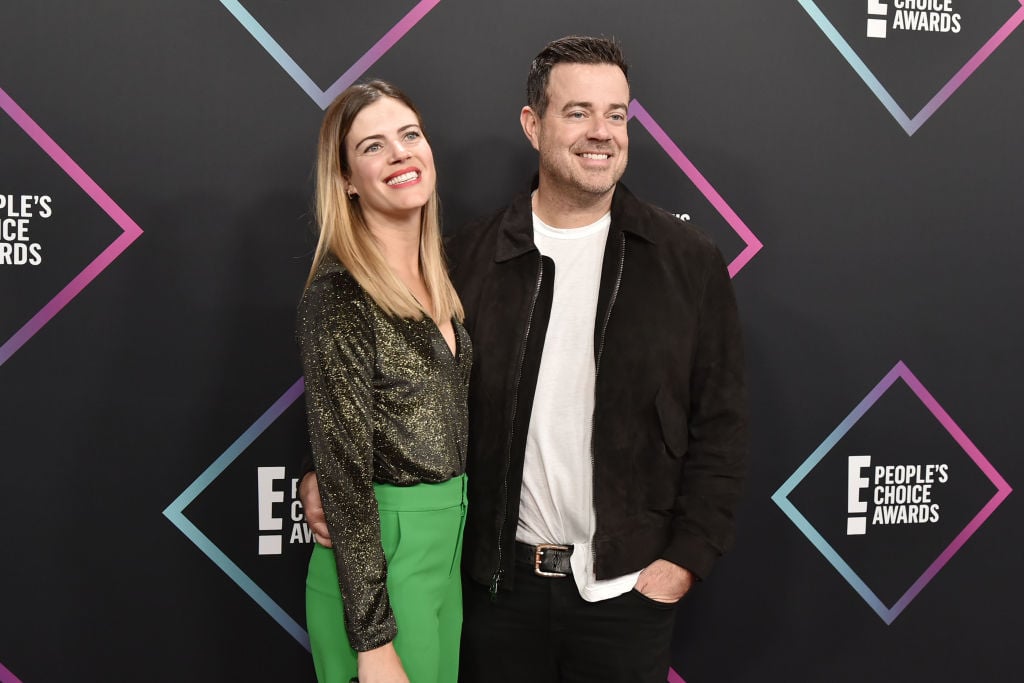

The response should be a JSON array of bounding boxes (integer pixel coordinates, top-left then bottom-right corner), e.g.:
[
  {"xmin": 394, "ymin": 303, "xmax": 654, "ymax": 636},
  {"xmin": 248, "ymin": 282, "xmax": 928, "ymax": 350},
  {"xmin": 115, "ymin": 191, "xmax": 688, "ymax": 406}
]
[{"xmin": 446, "ymin": 183, "xmax": 749, "ymax": 594}]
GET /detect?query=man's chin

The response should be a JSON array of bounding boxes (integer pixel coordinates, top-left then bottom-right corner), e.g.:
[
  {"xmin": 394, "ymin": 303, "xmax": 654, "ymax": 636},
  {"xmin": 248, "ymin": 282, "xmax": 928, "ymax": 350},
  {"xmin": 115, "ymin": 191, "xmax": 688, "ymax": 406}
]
[
  {"xmin": 540, "ymin": 167, "xmax": 621, "ymax": 200},
  {"xmin": 574, "ymin": 179, "xmax": 618, "ymax": 197},
  {"xmin": 575, "ymin": 168, "xmax": 624, "ymax": 194}
]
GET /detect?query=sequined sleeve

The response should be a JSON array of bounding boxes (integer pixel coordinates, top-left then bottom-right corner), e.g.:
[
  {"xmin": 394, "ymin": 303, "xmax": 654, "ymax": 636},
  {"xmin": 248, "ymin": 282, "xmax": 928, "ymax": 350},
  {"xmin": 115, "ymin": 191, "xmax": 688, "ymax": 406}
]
[{"xmin": 297, "ymin": 270, "xmax": 396, "ymax": 651}]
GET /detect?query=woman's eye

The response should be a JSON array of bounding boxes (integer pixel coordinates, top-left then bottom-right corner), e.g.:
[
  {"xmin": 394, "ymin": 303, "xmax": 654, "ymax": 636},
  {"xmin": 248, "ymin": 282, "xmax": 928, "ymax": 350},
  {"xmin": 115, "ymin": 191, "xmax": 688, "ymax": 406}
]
[
  {"xmin": 364, "ymin": 142, "xmax": 382, "ymax": 153},
  {"xmin": 404, "ymin": 131, "xmax": 421, "ymax": 142}
]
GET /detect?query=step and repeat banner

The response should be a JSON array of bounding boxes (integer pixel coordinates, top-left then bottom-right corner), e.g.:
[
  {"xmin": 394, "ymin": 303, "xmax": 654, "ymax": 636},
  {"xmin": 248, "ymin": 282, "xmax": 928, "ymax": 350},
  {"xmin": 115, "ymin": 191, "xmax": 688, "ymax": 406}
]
[{"xmin": 1, "ymin": 1, "xmax": 1021, "ymax": 681}]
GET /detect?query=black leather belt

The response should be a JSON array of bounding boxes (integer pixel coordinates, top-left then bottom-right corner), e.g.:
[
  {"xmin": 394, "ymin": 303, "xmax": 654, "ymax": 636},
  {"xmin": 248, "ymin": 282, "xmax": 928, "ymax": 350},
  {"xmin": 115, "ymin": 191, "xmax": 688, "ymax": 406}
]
[{"xmin": 515, "ymin": 541, "xmax": 574, "ymax": 577}]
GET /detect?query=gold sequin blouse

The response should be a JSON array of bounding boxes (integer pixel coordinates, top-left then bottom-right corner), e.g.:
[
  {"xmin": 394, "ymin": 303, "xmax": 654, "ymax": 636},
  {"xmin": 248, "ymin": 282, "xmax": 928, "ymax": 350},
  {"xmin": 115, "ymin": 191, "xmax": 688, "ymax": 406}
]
[{"xmin": 297, "ymin": 255, "xmax": 472, "ymax": 651}]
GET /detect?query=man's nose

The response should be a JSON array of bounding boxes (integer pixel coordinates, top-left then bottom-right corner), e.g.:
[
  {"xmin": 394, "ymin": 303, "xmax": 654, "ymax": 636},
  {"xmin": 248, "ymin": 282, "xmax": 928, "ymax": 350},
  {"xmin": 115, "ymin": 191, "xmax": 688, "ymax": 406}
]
[{"xmin": 587, "ymin": 117, "xmax": 611, "ymax": 140}]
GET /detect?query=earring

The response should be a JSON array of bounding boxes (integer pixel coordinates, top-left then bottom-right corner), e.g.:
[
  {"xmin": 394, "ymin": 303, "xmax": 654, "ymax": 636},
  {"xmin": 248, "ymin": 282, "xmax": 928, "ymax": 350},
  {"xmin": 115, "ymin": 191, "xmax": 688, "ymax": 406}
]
[{"xmin": 347, "ymin": 189, "xmax": 358, "ymax": 199}]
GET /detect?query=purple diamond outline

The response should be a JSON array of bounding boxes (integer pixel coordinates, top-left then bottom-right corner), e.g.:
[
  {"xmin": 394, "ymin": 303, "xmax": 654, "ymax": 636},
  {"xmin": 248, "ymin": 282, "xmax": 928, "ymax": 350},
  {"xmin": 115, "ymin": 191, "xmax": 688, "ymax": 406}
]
[
  {"xmin": 0, "ymin": 86, "xmax": 144, "ymax": 368},
  {"xmin": 220, "ymin": 0, "xmax": 443, "ymax": 109},
  {"xmin": 629, "ymin": 99, "xmax": 762, "ymax": 278},
  {"xmin": 773, "ymin": 361, "xmax": 1013, "ymax": 623},
  {"xmin": 796, "ymin": 0, "xmax": 1024, "ymax": 135},
  {"xmin": 0, "ymin": 661, "xmax": 24, "ymax": 683}
]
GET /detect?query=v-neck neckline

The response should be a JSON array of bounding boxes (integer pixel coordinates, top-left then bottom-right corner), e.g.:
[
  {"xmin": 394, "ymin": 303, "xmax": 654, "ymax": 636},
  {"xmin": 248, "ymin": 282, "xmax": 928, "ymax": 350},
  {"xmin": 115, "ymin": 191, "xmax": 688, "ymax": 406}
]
[{"xmin": 426, "ymin": 315, "xmax": 459, "ymax": 361}]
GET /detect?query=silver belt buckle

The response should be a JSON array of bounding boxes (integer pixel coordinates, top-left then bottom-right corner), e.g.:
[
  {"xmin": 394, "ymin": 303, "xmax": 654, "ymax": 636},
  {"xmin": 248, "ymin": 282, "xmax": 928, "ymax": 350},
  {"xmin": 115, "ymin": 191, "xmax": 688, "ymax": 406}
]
[{"xmin": 533, "ymin": 543, "xmax": 570, "ymax": 577}]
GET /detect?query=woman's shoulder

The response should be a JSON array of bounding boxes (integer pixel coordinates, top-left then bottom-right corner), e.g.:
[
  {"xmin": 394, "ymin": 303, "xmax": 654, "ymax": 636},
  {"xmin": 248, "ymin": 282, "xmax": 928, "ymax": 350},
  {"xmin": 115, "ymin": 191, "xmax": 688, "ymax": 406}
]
[
  {"xmin": 306, "ymin": 252, "xmax": 363, "ymax": 295},
  {"xmin": 298, "ymin": 255, "xmax": 372, "ymax": 331}
]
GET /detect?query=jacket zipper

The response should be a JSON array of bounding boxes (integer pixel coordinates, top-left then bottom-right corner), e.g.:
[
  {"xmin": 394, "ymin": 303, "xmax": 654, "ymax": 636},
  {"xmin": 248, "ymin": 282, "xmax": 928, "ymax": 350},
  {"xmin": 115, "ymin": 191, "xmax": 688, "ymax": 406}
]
[
  {"xmin": 590, "ymin": 233, "xmax": 626, "ymax": 576},
  {"xmin": 491, "ymin": 252, "xmax": 545, "ymax": 598}
]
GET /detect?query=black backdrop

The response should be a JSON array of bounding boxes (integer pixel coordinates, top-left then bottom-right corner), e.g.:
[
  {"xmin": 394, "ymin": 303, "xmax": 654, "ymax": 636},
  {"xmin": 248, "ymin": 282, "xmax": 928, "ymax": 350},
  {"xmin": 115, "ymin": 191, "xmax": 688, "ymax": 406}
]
[{"xmin": 2, "ymin": 1, "xmax": 1022, "ymax": 681}]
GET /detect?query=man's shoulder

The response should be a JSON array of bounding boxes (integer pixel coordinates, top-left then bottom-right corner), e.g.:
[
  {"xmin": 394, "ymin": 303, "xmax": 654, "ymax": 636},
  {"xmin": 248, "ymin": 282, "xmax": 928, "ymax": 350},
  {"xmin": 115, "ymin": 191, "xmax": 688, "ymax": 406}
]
[
  {"xmin": 445, "ymin": 192, "xmax": 532, "ymax": 265},
  {"xmin": 621, "ymin": 191, "xmax": 720, "ymax": 256},
  {"xmin": 446, "ymin": 204, "xmax": 506, "ymax": 251}
]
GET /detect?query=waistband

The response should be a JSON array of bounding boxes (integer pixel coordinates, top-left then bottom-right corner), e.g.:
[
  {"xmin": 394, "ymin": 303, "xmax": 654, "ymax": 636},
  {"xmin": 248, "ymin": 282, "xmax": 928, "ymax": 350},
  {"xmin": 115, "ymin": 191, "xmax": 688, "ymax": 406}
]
[{"xmin": 373, "ymin": 473, "xmax": 467, "ymax": 512}]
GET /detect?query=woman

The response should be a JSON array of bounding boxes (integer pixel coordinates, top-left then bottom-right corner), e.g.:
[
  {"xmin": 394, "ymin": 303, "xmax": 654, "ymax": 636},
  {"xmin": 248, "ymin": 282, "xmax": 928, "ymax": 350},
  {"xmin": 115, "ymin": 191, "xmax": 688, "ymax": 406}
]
[{"xmin": 298, "ymin": 80, "xmax": 471, "ymax": 683}]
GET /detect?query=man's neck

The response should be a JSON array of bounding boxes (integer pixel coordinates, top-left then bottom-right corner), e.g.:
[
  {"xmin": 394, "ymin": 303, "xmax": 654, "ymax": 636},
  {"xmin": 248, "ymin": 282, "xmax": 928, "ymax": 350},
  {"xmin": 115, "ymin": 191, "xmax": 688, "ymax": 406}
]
[{"xmin": 532, "ymin": 183, "xmax": 614, "ymax": 229}]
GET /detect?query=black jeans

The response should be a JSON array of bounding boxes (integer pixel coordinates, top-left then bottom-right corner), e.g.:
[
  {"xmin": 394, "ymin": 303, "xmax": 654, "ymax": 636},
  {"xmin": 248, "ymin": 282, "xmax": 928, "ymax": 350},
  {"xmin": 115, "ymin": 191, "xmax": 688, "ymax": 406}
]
[{"xmin": 459, "ymin": 562, "xmax": 677, "ymax": 683}]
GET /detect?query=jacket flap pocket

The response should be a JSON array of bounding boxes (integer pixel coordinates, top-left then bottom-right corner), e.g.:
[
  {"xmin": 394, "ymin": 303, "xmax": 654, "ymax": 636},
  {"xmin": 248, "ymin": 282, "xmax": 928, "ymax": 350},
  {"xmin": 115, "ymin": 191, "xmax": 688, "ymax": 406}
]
[{"xmin": 655, "ymin": 387, "xmax": 688, "ymax": 459}]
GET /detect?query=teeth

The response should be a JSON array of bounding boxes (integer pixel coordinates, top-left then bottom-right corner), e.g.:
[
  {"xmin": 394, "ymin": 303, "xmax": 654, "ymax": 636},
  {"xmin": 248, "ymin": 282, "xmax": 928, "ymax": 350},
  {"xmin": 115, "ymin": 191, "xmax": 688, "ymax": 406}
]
[
  {"xmin": 387, "ymin": 171, "xmax": 419, "ymax": 185},
  {"xmin": 580, "ymin": 153, "xmax": 609, "ymax": 160}
]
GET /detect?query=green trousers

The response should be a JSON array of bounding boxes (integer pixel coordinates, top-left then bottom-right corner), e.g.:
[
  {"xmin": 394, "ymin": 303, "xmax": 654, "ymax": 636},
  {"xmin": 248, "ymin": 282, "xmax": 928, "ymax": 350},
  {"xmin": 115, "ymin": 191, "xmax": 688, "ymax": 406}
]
[{"xmin": 306, "ymin": 474, "xmax": 467, "ymax": 683}]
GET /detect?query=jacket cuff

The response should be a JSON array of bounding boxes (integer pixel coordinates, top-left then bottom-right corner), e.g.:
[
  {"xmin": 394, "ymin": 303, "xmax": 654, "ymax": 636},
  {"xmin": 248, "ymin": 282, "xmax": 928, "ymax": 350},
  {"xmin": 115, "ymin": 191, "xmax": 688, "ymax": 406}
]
[{"xmin": 661, "ymin": 533, "xmax": 720, "ymax": 581}]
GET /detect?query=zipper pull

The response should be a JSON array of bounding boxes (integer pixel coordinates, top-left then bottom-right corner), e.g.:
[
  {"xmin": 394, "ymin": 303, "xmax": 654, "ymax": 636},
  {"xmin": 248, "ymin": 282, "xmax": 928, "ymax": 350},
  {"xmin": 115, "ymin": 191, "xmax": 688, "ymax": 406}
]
[{"xmin": 489, "ymin": 570, "xmax": 504, "ymax": 600}]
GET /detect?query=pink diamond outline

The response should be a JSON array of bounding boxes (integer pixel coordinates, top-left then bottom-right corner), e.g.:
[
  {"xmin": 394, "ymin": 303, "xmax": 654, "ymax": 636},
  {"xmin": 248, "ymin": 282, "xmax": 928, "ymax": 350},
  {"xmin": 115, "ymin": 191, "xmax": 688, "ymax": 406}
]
[
  {"xmin": 773, "ymin": 361, "xmax": 1013, "ymax": 623},
  {"xmin": 629, "ymin": 99, "xmax": 763, "ymax": 278},
  {"xmin": 221, "ymin": 0, "xmax": 443, "ymax": 109},
  {"xmin": 0, "ymin": 661, "xmax": 24, "ymax": 683},
  {"xmin": 0, "ymin": 87, "xmax": 144, "ymax": 368},
  {"xmin": 796, "ymin": 0, "xmax": 1024, "ymax": 135}
]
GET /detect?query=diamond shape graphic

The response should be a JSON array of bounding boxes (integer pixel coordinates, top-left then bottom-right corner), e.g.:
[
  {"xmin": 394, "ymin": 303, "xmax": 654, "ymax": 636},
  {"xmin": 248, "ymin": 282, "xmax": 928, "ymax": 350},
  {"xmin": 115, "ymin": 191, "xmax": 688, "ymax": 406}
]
[
  {"xmin": 796, "ymin": 0, "xmax": 1024, "ymax": 135},
  {"xmin": 0, "ymin": 87, "xmax": 143, "ymax": 368},
  {"xmin": 668, "ymin": 667, "xmax": 686, "ymax": 683},
  {"xmin": 772, "ymin": 361, "xmax": 1012, "ymax": 623},
  {"xmin": 163, "ymin": 377, "xmax": 311, "ymax": 649},
  {"xmin": 629, "ymin": 99, "xmax": 762, "ymax": 277},
  {"xmin": 0, "ymin": 661, "xmax": 24, "ymax": 683},
  {"xmin": 220, "ymin": 0, "xmax": 442, "ymax": 109}
]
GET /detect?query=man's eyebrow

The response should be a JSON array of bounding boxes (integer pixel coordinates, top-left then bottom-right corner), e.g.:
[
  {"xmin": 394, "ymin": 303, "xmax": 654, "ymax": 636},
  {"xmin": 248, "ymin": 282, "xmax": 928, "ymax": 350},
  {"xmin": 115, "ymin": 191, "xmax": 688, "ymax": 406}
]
[
  {"xmin": 560, "ymin": 101, "xmax": 629, "ymax": 113},
  {"xmin": 561, "ymin": 100, "xmax": 594, "ymax": 112}
]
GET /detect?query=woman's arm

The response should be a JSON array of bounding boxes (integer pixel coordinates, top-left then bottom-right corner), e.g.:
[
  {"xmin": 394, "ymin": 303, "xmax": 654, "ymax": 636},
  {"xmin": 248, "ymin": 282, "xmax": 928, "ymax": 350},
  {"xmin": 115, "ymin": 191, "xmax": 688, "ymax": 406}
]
[{"xmin": 298, "ymin": 273, "xmax": 398, "ymax": 653}]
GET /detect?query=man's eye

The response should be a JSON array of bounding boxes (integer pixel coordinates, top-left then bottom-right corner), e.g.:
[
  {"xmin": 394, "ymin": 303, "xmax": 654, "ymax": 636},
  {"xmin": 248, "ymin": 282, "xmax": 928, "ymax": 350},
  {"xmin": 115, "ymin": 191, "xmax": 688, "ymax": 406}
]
[
  {"xmin": 610, "ymin": 113, "xmax": 626, "ymax": 122},
  {"xmin": 568, "ymin": 111, "xmax": 586, "ymax": 119}
]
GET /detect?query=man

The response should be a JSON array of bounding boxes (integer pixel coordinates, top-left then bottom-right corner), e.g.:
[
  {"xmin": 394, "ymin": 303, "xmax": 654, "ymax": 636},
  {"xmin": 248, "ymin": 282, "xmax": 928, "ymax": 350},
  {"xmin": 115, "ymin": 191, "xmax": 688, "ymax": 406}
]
[{"xmin": 302, "ymin": 36, "xmax": 748, "ymax": 682}]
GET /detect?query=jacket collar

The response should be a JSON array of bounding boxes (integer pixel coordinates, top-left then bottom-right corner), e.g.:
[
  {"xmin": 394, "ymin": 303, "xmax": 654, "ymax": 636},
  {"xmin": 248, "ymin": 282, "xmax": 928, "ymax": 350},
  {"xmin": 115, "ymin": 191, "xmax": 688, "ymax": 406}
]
[{"xmin": 494, "ymin": 182, "xmax": 659, "ymax": 263}]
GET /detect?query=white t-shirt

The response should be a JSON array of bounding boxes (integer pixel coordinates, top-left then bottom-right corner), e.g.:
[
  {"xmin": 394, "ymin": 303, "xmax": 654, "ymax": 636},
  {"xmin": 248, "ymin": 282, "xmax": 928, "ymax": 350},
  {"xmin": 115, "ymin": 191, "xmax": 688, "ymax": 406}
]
[{"xmin": 516, "ymin": 210, "xmax": 641, "ymax": 602}]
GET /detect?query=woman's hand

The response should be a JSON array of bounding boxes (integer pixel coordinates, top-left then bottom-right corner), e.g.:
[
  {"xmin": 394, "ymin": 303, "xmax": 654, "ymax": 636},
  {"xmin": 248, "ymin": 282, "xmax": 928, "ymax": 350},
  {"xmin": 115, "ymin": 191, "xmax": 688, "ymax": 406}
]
[
  {"xmin": 299, "ymin": 472, "xmax": 332, "ymax": 547},
  {"xmin": 356, "ymin": 642, "xmax": 409, "ymax": 683}
]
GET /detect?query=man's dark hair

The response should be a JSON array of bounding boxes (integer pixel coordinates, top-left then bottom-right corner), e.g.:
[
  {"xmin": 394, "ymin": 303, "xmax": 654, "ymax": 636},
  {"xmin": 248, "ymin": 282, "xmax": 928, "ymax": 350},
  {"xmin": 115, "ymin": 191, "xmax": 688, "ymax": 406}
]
[{"xmin": 526, "ymin": 35, "xmax": 629, "ymax": 117}]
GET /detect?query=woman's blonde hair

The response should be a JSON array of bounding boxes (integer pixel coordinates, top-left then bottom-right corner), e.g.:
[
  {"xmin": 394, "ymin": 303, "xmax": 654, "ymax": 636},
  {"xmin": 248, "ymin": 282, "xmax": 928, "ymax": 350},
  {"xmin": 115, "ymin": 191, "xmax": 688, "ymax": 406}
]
[{"xmin": 308, "ymin": 80, "xmax": 463, "ymax": 323}]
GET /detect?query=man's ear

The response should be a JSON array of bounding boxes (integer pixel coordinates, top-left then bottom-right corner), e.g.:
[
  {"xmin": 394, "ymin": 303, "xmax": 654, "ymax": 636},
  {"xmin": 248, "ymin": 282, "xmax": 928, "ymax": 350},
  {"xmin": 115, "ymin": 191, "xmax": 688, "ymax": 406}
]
[{"xmin": 520, "ymin": 106, "xmax": 541, "ymax": 151}]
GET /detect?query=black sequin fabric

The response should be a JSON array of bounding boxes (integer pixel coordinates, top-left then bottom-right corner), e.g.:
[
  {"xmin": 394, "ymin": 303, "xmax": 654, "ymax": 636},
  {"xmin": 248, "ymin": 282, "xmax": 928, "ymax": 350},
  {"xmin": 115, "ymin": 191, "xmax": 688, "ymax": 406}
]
[{"xmin": 297, "ymin": 255, "xmax": 472, "ymax": 651}]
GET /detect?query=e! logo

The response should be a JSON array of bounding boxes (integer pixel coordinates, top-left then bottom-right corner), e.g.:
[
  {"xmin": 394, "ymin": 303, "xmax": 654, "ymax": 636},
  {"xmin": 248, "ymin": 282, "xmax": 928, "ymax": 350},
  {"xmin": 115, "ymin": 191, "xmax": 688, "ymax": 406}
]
[
  {"xmin": 847, "ymin": 455, "xmax": 872, "ymax": 535},
  {"xmin": 868, "ymin": 0, "xmax": 889, "ymax": 38},
  {"xmin": 257, "ymin": 467, "xmax": 286, "ymax": 555}
]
